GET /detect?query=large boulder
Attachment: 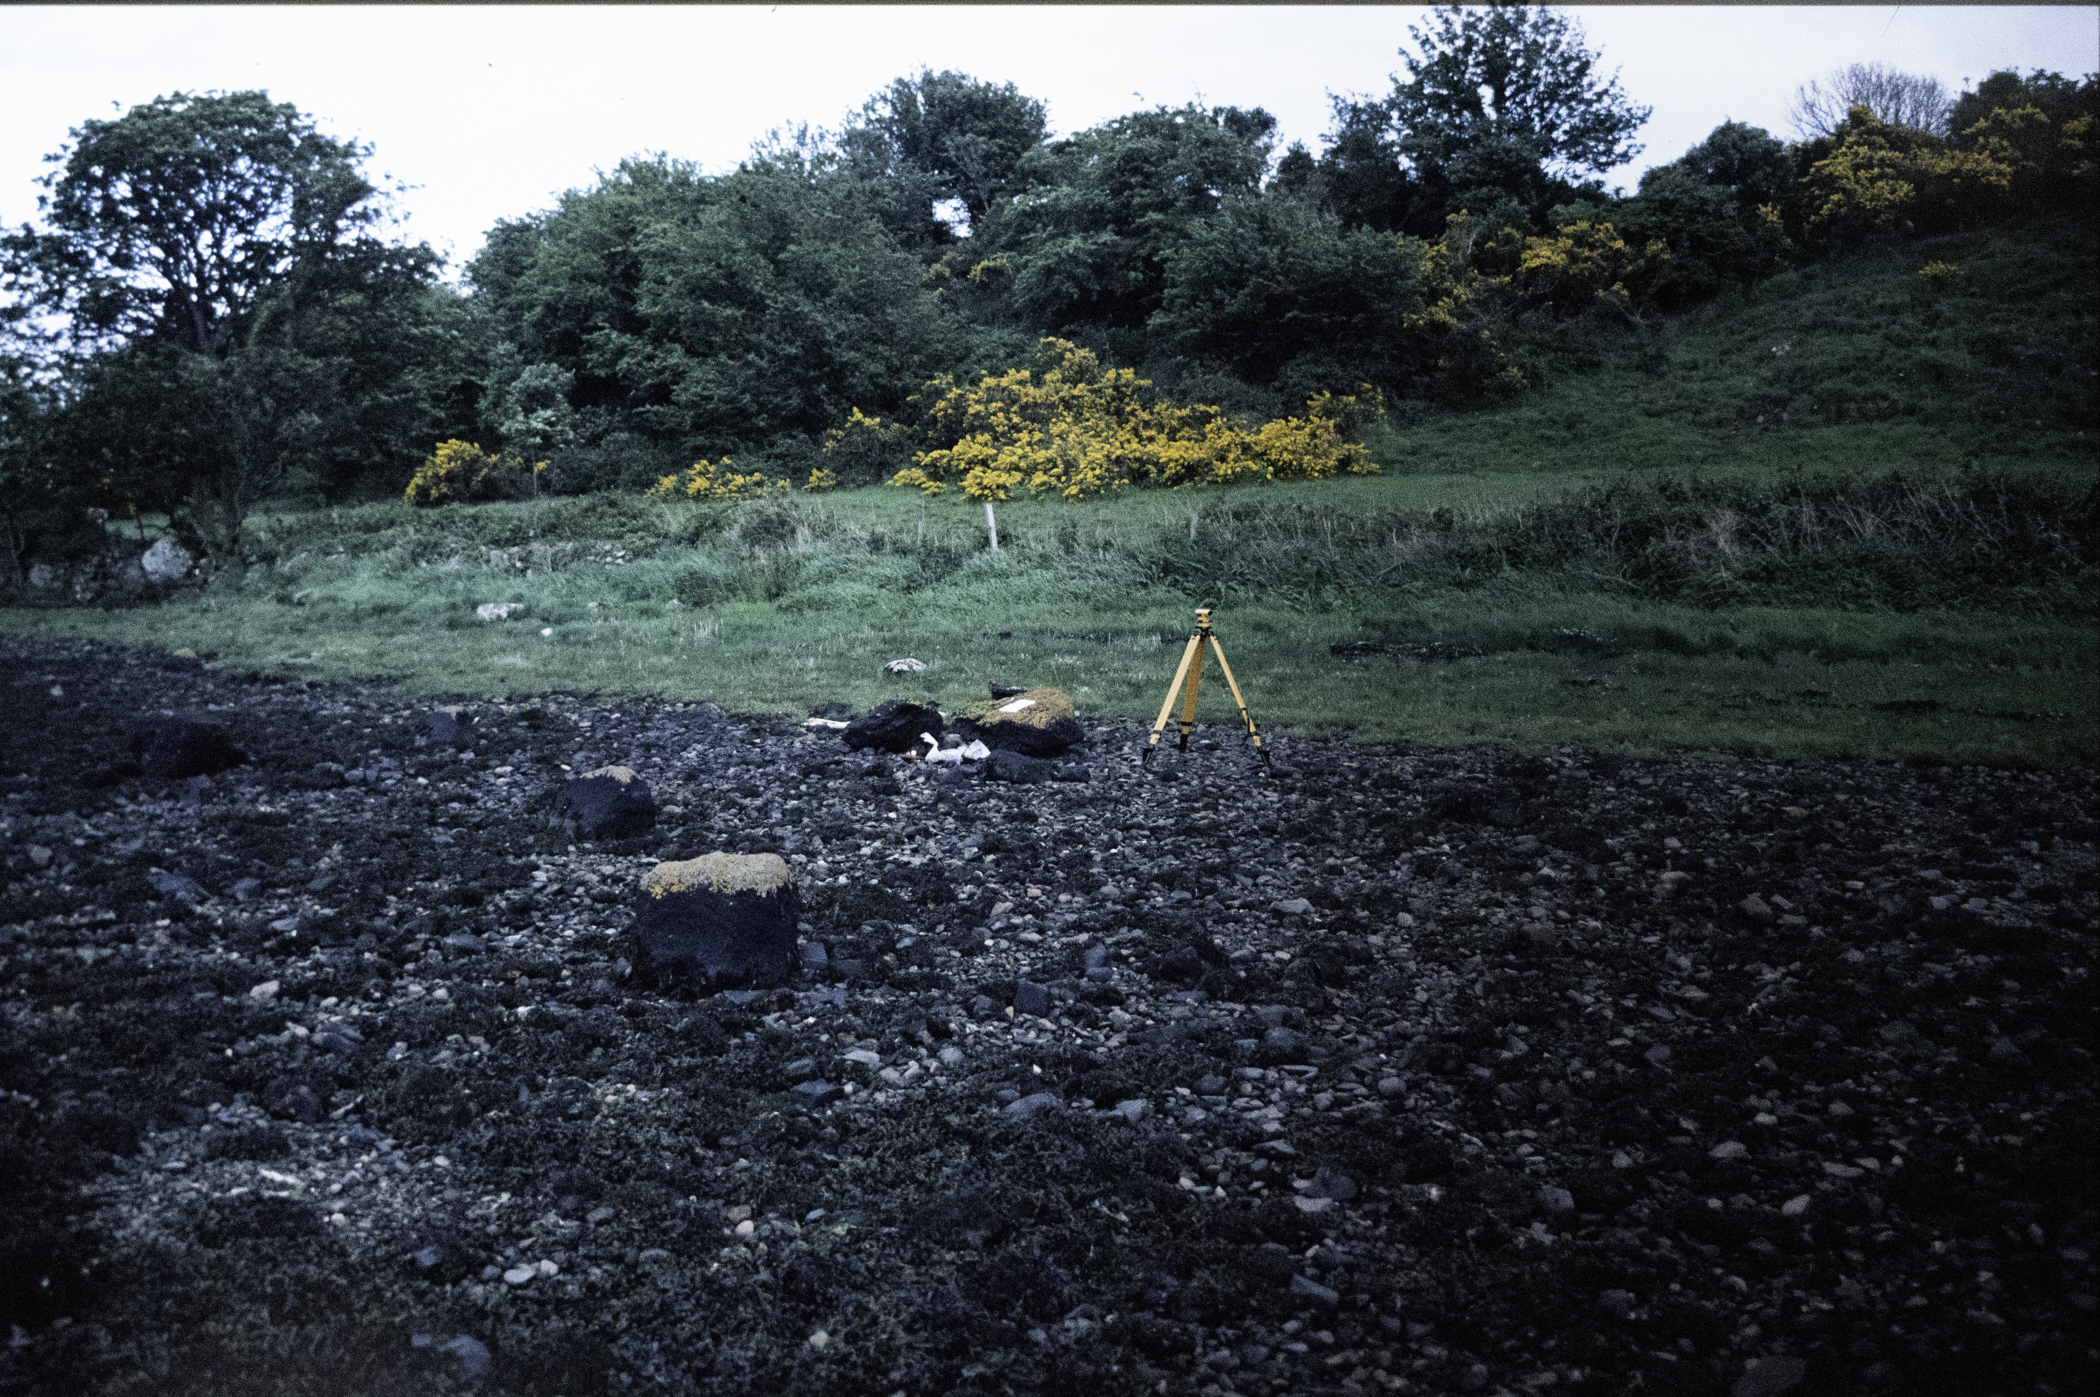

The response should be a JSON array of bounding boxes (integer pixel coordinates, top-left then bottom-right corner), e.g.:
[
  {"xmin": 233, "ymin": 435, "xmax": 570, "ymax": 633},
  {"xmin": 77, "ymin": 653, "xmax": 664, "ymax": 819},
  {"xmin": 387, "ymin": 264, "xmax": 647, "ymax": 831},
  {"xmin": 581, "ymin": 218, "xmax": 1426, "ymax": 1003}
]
[
  {"xmin": 129, "ymin": 712, "xmax": 245, "ymax": 778},
  {"xmin": 555, "ymin": 765, "xmax": 658, "ymax": 840},
  {"xmin": 844, "ymin": 699, "xmax": 942, "ymax": 754},
  {"xmin": 631, "ymin": 853, "xmax": 800, "ymax": 990},
  {"xmin": 954, "ymin": 687, "xmax": 1084, "ymax": 758},
  {"xmin": 140, "ymin": 536, "xmax": 195, "ymax": 584}
]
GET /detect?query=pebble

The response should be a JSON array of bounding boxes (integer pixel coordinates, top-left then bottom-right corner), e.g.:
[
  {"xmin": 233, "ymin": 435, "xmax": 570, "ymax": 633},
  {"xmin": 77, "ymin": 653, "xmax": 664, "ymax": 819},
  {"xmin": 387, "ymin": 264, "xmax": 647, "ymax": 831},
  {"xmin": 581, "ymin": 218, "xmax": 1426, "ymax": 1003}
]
[
  {"xmin": 1271, "ymin": 898, "xmax": 1313, "ymax": 916},
  {"xmin": 1708, "ymin": 1140, "xmax": 1748, "ymax": 1160},
  {"xmin": 1597, "ymin": 1289, "xmax": 1635, "ymax": 1319},
  {"xmin": 938, "ymin": 1046, "xmax": 966, "ymax": 1067},
  {"xmin": 1014, "ymin": 980, "xmax": 1053, "ymax": 1018},
  {"xmin": 1288, "ymin": 1274, "xmax": 1340, "ymax": 1307},
  {"xmin": 502, "ymin": 1265, "xmax": 536, "ymax": 1285},
  {"xmin": 1538, "ymin": 1185, "xmax": 1574, "ymax": 1214},
  {"xmin": 1781, "ymin": 1194, "xmax": 1812, "ymax": 1216},
  {"xmin": 1003, "ymin": 1091, "xmax": 1061, "ymax": 1119}
]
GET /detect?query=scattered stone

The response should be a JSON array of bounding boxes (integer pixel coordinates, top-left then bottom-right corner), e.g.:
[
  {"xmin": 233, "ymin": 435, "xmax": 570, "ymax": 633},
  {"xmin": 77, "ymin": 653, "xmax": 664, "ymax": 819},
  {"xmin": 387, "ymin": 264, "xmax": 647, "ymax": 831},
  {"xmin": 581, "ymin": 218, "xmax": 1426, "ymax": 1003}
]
[
  {"xmin": 1652, "ymin": 870, "xmax": 1692, "ymax": 901},
  {"xmin": 146, "ymin": 868, "xmax": 205, "ymax": 902},
  {"xmin": 26, "ymin": 845, "xmax": 52, "ymax": 868},
  {"xmin": 984, "ymin": 749, "xmax": 1056, "ymax": 785},
  {"xmin": 1780, "ymin": 1194, "xmax": 1812, "ymax": 1216},
  {"xmin": 556, "ymin": 765, "xmax": 659, "ymax": 840},
  {"xmin": 844, "ymin": 699, "xmax": 942, "ymax": 754},
  {"xmin": 1538, "ymin": 1185, "xmax": 1575, "ymax": 1214},
  {"xmin": 883, "ymin": 658, "xmax": 927, "ymax": 673},
  {"xmin": 1306, "ymin": 1167, "xmax": 1357, "ymax": 1202},
  {"xmin": 1597, "ymin": 1289, "xmax": 1635, "ymax": 1319},
  {"xmin": 1112, "ymin": 1098, "xmax": 1149, "ymax": 1123},
  {"xmin": 1733, "ymin": 1354, "xmax": 1807, "ymax": 1397},
  {"xmin": 1271, "ymin": 897, "xmax": 1313, "ymax": 917},
  {"xmin": 1013, "ymin": 980, "xmax": 1053, "ymax": 1018},
  {"xmin": 792, "ymin": 1080, "xmax": 844, "ymax": 1105},
  {"xmin": 474, "ymin": 603, "xmax": 517, "ymax": 621},
  {"xmin": 1709, "ymin": 1140, "xmax": 1748, "ymax": 1160},
  {"xmin": 1288, "ymin": 1274, "xmax": 1341, "ymax": 1308},
  {"xmin": 249, "ymin": 980, "xmax": 281, "ymax": 1002},
  {"xmin": 953, "ymin": 687, "xmax": 1084, "ymax": 758},
  {"xmin": 630, "ymin": 852, "xmax": 800, "ymax": 991},
  {"xmin": 502, "ymin": 1264, "xmax": 536, "ymax": 1286},
  {"xmin": 443, "ymin": 1335, "xmax": 492, "ymax": 1380},
  {"xmin": 129, "ymin": 712, "xmax": 245, "ymax": 778},
  {"xmin": 421, "ymin": 706, "xmax": 477, "ymax": 750},
  {"xmin": 1739, "ymin": 893, "xmax": 1776, "ymax": 924},
  {"xmin": 1004, "ymin": 1091, "xmax": 1061, "ymax": 1119},
  {"xmin": 938, "ymin": 1046, "xmax": 965, "ymax": 1067}
]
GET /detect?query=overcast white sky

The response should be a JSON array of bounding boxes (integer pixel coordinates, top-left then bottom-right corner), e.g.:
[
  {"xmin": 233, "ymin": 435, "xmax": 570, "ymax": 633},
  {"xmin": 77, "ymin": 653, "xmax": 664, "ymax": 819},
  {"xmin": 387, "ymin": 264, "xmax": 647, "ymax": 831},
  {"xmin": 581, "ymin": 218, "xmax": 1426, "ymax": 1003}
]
[{"xmin": 4, "ymin": 5, "xmax": 2095, "ymax": 276}]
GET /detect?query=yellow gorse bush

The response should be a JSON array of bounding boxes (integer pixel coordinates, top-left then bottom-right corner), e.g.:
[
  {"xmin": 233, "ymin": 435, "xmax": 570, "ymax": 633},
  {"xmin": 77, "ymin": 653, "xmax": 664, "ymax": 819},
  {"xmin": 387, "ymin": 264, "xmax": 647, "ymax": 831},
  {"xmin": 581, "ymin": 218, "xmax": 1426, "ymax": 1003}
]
[
  {"xmin": 889, "ymin": 340, "xmax": 1380, "ymax": 502},
  {"xmin": 404, "ymin": 440, "xmax": 545, "ymax": 507},
  {"xmin": 646, "ymin": 459, "xmax": 790, "ymax": 502}
]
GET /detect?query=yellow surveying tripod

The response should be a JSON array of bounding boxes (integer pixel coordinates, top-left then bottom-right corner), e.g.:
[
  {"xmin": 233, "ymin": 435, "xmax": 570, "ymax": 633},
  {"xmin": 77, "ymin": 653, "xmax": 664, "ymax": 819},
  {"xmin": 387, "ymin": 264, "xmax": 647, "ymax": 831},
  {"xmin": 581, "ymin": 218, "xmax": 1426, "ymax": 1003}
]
[{"xmin": 1143, "ymin": 608, "xmax": 1274, "ymax": 775}]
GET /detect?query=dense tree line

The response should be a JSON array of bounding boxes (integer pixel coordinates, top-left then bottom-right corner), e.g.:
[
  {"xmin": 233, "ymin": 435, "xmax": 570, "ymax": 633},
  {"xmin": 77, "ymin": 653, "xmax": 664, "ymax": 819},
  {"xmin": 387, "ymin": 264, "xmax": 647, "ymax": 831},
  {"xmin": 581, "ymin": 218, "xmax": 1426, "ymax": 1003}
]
[{"xmin": 2, "ymin": 6, "xmax": 2094, "ymax": 565}]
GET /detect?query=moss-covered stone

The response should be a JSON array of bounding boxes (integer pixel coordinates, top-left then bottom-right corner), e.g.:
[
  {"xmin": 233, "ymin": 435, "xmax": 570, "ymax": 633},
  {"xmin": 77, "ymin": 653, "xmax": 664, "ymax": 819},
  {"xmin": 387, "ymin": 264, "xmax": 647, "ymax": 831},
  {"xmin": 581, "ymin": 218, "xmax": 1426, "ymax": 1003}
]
[{"xmin": 954, "ymin": 687, "xmax": 1084, "ymax": 757}]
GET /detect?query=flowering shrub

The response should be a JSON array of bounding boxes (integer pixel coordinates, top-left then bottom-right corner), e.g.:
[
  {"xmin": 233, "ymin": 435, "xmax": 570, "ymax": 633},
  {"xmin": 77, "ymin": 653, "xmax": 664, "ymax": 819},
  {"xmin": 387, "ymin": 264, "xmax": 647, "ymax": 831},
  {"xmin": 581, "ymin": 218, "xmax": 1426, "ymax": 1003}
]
[
  {"xmin": 1917, "ymin": 260, "xmax": 1964, "ymax": 289},
  {"xmin": 888, "ymin": 340, "xmax": 1380, "ymax": 502},
  {"xmin": 803, "ymin": 468, "xmax": 839, "ymax": 493},
  {"xmin": 819, "ymin": 408, "xmax": 915, "ymax": 484},
  {"xmin": 404, "ymin": 440, "xmax": 544, "ymax": 507},
  {"xmin": 645, "ymin": 460, "xmax": 789, "ymax": 502}
]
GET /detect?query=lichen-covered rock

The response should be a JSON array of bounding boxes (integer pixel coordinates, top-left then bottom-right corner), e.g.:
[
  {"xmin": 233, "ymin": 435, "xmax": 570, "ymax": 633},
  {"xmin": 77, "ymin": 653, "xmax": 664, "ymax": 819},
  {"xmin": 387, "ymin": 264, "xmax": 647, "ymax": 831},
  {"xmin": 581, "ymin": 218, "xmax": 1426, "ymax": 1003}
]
[
  {"xmin": 556, "ymin": 765, "xmax": 658, "ymax": 839},
  {"xmin": 631, "ymin": 852, "xmax": 800, "ymax": 990},
  {"xmin": 844, "ymin": 699, "xmax": 942, "ymax": 754},
  {"xmin": 954, "ymin": 687, "xmax": 1084, "ymax": 757},
  {"xmin": 128, "ymin": 712, "xmax": 245, "ymax": 778}
]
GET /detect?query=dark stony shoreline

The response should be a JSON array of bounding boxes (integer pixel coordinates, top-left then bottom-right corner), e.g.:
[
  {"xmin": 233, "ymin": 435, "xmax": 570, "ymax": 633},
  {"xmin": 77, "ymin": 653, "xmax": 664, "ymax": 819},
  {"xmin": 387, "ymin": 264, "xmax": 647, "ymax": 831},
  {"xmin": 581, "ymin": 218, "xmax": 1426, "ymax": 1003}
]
[{"xmin": 1, "ymin": 636, "xmax": 2093, "ymax": 1396}]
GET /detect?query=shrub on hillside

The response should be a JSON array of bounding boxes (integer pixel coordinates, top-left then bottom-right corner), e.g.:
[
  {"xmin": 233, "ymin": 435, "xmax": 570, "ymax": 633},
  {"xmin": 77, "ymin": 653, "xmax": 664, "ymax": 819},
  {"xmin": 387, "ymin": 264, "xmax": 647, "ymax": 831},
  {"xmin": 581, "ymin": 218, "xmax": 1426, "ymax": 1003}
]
[
  {"xmin": 404, "ymin": 440, "xmax": 542, "ymax": 507},
  {"xmin": 885, "ymin": 339, "xmax": 1380, "ymax": 501}
]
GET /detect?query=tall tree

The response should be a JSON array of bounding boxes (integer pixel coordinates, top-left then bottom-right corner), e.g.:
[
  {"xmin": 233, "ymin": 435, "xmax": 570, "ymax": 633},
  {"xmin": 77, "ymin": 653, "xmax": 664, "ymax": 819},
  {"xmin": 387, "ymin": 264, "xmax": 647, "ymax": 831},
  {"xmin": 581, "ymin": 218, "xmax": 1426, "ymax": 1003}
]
[
  {"xmin": 1788, "ymin": 62, "xmax": 1951, "ymax": 140},
  {"xmin": 1389, "ymin": 3, "xmax": 1649, "ymax": 218},
  {"xmin": 2, "ymin": 91, "xmax": 449, "ymax": 555},
  {"xmin": 851, "ymin": 70, "xmax": 1047, "ymax": 236},
  {"xmin": 990, "ymin": 104, "xmax": 1278, "ymax": 341}
]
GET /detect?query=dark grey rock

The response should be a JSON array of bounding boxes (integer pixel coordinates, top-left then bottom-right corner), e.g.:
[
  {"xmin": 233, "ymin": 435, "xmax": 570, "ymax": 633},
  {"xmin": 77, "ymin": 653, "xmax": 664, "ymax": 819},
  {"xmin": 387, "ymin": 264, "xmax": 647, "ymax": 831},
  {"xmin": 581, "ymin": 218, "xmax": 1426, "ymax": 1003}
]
[
  {"xmin": 421, "ymin": 706, "xmax": 477, "ymax": 750},
  {"xmin": 1288, "ymin": 1274, "xmax": 1340, "ymax": 1308},
  {"xmin": 1733, "ymin": 1355, "xmax": 1807, "ymax": 1397},
  {"xmin": 1003, "ymin": 1091, "xmax": 1061, "ymax": 1119},
  {"xmin": 985, "ymin": 749, "xmax": 1056, "ymax": 785},
  {"xmin": 444, "ymin": 1334, "xmax": 492, "ymax": 1379},
  {"xmin": 791, "ymin": 1080, "xmax": 843, "ymax": 1105},
  {"xmin": 1597, "ymin": 1288, "xmax": 1635, "ymax": 1319},
  {"xmin": 631, "ymin": 853, "xmax": 800, "ymax": 991},
  {"xmin": 1539, "ymin": 1185, "xmax": 1575, "ymax": 1214},
  {"xmin": 556, "ymin": 765, "xmax": 658, "ymax": 840},
  {"xmin": 1306, "ymin": 1166, "xmax": 1357, "ymax": 1202},
  {"xmin": 147, "ymin": 868, "xmax": 206, "ymax": 902},
  {"xmin": 129, "ymin": 712, "xmax": 245, "ymax": 778},
  {"xmin": 442, "ymin": 932, "xmax": 485, "ymax": 953},
  {"xmin": 844, "ymin": 700, "xmax": 942, "ymax": 754},
  {"xmin": 1014, "ymin": 979, "xmax": 1053, "ymax": 1017}
]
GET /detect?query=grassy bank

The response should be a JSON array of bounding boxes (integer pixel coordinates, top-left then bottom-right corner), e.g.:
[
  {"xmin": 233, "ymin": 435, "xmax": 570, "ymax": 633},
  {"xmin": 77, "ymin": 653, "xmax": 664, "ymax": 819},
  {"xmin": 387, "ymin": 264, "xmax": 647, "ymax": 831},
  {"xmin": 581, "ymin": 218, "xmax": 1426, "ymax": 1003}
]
[{"xmin": 7, "ymin": 468, "xmax": 2094, "ymax": 766}]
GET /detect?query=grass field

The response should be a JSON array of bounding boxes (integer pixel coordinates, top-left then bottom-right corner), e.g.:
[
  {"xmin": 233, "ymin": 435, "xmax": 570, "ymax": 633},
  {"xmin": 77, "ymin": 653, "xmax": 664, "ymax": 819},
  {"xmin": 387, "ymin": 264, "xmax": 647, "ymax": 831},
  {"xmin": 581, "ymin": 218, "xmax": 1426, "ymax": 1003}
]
[{"xmin": 6, "ymin": 225, "xmax": 2094, "ymax": 766}]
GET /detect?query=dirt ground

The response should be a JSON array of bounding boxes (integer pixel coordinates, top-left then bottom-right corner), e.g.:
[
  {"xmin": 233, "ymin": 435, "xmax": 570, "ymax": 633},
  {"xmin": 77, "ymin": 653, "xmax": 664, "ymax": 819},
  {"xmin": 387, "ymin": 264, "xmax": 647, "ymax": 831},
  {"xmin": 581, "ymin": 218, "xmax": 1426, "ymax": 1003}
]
[{"xmin": 1, "ymin": 636, "xmax": 2094, "ymax": 1397}]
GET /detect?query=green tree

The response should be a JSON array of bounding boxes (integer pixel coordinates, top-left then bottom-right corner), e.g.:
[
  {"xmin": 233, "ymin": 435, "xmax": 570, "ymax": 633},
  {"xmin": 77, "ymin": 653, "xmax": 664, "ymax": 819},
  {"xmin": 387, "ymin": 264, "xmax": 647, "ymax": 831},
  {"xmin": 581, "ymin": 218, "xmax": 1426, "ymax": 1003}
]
[
  {"xmin": 1, "ymin": 91, "xmax": 449, "ymax": 556},
  {"xmin": 1150, "ymin": 193, "xmax": 1446, "ymax": 397},
  {"xmin": 1388, "ymin": 3, "xmax": 1649, "ymax": 221},
  {"xmin": 1613, "ymin": 123, "xmax": 1792, "ymax": 303},
  {"xmin": 990, "ymin": 104, "xmax": 1277, "ymax": 344},
  {"xmin": 850, "ymin": 69, "xmax": 1047, "ymax": 236}
]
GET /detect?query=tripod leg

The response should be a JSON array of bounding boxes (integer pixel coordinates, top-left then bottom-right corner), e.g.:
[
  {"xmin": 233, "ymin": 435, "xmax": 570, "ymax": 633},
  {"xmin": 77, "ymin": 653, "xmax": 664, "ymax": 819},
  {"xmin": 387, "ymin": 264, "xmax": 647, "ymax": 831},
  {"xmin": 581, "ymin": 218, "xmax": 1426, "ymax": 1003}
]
[
  {"xmin": 1145, "ymin": 636, "xmax": 1203, "ymax": 760},
  {"xmin": 1207, "ymin": 635, "xmax": 1275, "ymax": 775},
  {"xmin": 1177, "ymin": 638, "xmax": 1206, "ymax": 749}
]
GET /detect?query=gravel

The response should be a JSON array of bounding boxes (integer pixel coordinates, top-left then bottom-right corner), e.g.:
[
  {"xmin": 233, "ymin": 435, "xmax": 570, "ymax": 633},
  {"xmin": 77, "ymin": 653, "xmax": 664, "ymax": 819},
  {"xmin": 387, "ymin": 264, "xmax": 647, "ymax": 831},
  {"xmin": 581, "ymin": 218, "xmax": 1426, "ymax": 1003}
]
[{"xmin": 0, "ymin": 635, "xmax": 2094, "ymax": 1396}]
